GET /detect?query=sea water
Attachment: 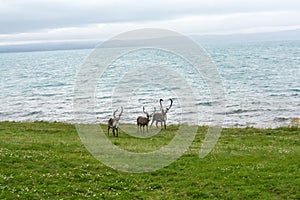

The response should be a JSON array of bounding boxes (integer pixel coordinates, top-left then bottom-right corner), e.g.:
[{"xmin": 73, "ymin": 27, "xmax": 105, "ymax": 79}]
[{"xmin": 1, "ymin": 40, "xmax": 299, "ymax": 128}]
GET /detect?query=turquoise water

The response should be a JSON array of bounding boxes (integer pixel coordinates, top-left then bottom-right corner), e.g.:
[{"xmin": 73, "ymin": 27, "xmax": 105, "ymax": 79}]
[{"xmin": 1, "ymin": 40, "xmax": 299, "ymax": 127}]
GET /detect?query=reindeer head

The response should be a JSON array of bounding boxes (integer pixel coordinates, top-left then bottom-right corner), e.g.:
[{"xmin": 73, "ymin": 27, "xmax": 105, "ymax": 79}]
[
  {"xmin": 113, "ymin": 106, "xmax": 123, "ymax": 123},
  {"xmin": 112, "ymin": 106, "xmax": 123, "ymax": 121}
]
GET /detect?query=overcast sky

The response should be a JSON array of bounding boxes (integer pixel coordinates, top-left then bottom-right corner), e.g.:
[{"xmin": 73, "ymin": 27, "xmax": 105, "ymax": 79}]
[{"xmin": 1, "ymin": 0, "xmax": 300, "ymax": 45}]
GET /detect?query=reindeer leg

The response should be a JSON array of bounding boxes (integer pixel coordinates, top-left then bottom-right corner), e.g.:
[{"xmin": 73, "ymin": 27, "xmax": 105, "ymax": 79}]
[
  {"xmin": 108, "ymin": 126, "xmax": 110, "ymax": 136},
  {"xmin": 116, "ymin": 127, "xmax": 118, "ymax": 137},
  {"xmin": 150, "ymin": 119, "xmax": 154, "ymax": 128}
]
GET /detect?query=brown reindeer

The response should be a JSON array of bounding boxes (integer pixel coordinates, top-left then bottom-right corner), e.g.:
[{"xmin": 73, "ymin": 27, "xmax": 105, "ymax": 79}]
[
  {"xmin": 151, "ymin": 99, "xmax": 173, "ymax": 129},
  {"xmin": 108, "ymin": 107, "xmax": 123, "ymax": 137},
  {"xmin": 137, "ymin": 106, "xmax": 152, "ymax": 133}
]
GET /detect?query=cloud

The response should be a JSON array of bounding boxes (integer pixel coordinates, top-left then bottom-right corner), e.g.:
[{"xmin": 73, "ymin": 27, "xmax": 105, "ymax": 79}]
[
  {"xmin": 0, "ymin": 0, "xmax": 299, "ymax": 45},
  {"xmin": 1, "ymin": 0, "xmax": 300, "ymax": 34}
]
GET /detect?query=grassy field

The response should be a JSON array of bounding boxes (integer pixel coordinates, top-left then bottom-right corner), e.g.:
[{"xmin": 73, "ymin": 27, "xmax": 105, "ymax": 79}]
[{"xmin": 0, "ymin": 121, "xmax": 299, "ymax": 199}]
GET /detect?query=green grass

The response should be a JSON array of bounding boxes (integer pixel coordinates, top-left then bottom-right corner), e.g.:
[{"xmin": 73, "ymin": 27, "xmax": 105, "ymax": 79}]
[{"xmin": 0, "ymin": 121, "xmax": 299, "ymax": 199}]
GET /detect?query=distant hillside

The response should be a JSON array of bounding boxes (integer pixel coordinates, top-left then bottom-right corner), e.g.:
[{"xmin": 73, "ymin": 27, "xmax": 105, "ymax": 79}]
[
  {"xmin": 0, "ymin": 29, "xmax": 299, "ymax": 53},
  {"xmin": 0, "ymin": 41, "xmax": 99, "ymax": 53},
  {"xmin": 191, "ymin": 29, "xmax": 300, "ymax": 44}
]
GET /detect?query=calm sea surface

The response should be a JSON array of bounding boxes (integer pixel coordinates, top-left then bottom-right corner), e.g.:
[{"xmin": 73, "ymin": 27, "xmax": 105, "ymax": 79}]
[{"xmin": 1, "ymin": 40, "xmax": 299, "ymax": 127}]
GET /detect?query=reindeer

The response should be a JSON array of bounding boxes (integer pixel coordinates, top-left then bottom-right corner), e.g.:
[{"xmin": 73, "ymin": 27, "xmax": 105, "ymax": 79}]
[
  {"xmin": 137, "ymin": 106, "xmax": 151, "ymax": 133},
  {"xmin": 151, "ymin": 99, "xmax": 173, "ymax": 129},
  {"xmin": 108, "ymin": 107, "xmax": 123, "ymax": 137}
]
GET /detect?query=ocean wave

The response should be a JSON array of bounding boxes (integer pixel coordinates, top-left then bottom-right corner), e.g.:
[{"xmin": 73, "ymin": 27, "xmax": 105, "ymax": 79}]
[
  {"xmin": 273, "ymin": 117, "xmax": 290, "ymax": 122},
  {"xmin": 221, "ymin": 108, "xmax": 268, "ymax": 115},
  {"xmin": 196, "ymin": 102, "xmax": 213, "ymax": 106},
  {"xmin": 290, "ymin": 89, "xmax": 300, "ymax": 92},
  {"xmin": 21, "ymin": 111, "xmax": 43, "ymax": 117}
]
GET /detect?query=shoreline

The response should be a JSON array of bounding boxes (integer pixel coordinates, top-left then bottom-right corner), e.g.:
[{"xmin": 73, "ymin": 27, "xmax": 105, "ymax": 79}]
[{"xmin": 1, "ymin": 120, "xmax": 299, "ymax": 130}]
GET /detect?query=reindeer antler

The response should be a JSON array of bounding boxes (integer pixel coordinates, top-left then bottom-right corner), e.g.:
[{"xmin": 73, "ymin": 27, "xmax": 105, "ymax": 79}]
[
  {"xmin": 159, "ymin": 99, "xmax": 164, "ymax": 111},
  {"xmin": 118, "ymin": 106, "xmax": 123, "ymax": 118},
  {"xmin": 113, "ymin": 109, "xmax": 118, "ymax": 118},
  {"xmin": 143, "ymin": 106, "xmax": 149, "ymax": 116},
  {"xmin": 168, "ymin": 99, "xmax": 173, "ymax": 110}
]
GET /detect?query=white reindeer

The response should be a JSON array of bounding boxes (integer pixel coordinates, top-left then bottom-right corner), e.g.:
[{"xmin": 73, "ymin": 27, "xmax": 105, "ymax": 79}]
[
  {"xmin": 151, "ymin": 99, "xmax": 173, "ymax": 129},
  {"xmin": 108, "ymin": 107, "xmax": 123, "ymax": 137}
]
